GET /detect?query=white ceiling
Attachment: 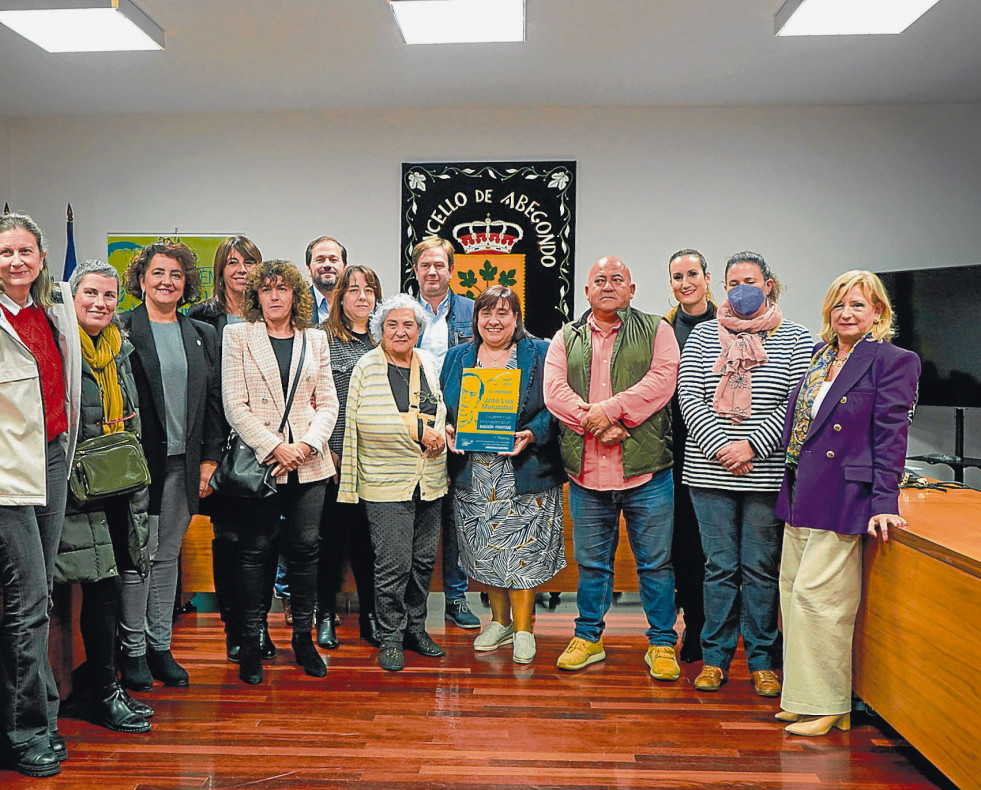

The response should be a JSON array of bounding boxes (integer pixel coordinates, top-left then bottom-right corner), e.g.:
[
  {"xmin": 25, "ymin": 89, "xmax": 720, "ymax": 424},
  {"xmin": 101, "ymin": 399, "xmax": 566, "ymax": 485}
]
[{"xmin": 1, "ymin": 0, "xmax": 980, "ymax": 119}]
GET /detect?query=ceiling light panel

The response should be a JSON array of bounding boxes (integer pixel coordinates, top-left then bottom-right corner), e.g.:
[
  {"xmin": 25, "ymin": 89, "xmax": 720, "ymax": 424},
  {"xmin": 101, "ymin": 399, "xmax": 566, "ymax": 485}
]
[
  {"xmin": 0, "ymin": 0, "xmax": 164, "ymax": 52},
  {"xmin": 390, "ymin": 0, "xmax": 525, "ymax": 45},
  {"xmin": 775, "ymin": 0, "xmax": 944, "ymax": 36}
]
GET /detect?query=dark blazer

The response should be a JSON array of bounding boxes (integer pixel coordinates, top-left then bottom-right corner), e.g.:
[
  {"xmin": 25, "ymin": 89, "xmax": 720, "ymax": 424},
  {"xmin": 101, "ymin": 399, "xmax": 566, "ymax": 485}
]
[
  {"xmin": 775, "ymin": 339, "xmax": 920, "ymax": 535},
  {"xmin": 441, "ymin": 337, "xmax": 565, "ymax": 496},
  {"xmin": 121, "ymin": 304, "xmax": 223, "ymax": 516},
  {"xmin": 187, "ymin": 298, "xmax": 232, "ymax": 339}
]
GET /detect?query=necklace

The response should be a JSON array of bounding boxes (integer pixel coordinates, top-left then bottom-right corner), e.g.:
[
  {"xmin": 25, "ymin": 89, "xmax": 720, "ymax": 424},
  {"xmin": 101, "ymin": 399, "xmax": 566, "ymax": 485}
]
[
  {"xmin": 479, "ymin": 344, "xmax": 513, "ymax": 367},
  {"xmin": 831, "ymin": 356, "xmax": 847, "ymax": 368}
]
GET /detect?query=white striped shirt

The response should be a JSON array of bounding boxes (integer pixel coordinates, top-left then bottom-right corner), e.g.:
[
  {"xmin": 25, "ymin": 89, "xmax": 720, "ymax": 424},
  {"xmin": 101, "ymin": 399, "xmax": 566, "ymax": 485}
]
[{"xmin": 678, "ymin": 318, "xmax": 812, "ymax": 491}]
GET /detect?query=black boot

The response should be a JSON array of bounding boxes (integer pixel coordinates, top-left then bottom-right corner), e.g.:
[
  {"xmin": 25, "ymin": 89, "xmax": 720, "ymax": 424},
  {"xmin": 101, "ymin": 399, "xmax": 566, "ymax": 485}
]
[
  {"xmin": 92, "ymin": 683, "xmax": 151, "ymax": 733},
  {"xmin": 49, "ymin": 732, "xmax": 68, "ymax": 763},
  {"xmin": 316, "ymin": 611, "xmax": 339, "ymax": 649},
  {"xmin": 226, "ymin": 629, "xmax": 241, "ymax": 663},
  {"xmin": 147, "ymin": 648, "xmax": 189, "ymax": 687},
  {"xmin": 680, "ymin": 623, "xmax": 704, "ymax": 664},
  {"xmin": 14, "ymin": 744, "xmax": 60, "ymax": 778},
  {"xmin": 260, "ymin": 621, "xmax": 277, "ymax": 660},
  {"xmin": 238, "ymin": 637, "xmax": 263, "ymax": 685},
  {"xmin": 119, "ymin": 688, "xmax": 154, "ymax": 719},
  {"xmin": 359, "ymin": 613, "xmax": 381, "ymax": 647},
  {"xmin": 291, "ymin": 631, "xmax": 327, "ymax": 677},
  {"xmin": 118, "ymin": 653, "xmax": 153, "ymax": 691}
]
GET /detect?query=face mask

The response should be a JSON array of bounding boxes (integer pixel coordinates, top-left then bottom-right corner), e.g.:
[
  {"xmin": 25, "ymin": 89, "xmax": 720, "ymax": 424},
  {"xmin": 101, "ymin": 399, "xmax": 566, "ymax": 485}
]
[{"xmin": 727, "ymin": 284, "xmax": 767, "ymax": 317}]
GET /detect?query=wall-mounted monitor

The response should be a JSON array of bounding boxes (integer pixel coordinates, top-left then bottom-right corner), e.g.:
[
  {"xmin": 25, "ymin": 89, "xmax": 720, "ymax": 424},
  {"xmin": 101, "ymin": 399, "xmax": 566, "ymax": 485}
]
[{"xmin": 877, "ymin": 264, "xmax": 981, "ymax": 409}]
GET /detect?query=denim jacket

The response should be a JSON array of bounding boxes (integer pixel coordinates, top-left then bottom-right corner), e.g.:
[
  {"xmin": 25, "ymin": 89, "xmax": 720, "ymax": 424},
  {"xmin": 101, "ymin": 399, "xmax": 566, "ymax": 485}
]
[{"xmin": 441, "ymin": 337, "xmax": 566, "ymax": 496}]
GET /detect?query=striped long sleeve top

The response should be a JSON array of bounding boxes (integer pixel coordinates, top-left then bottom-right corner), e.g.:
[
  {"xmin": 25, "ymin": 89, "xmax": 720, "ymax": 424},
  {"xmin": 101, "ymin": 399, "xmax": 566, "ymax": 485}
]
[
  {"xmin": 337, "ymin": 345, "xmax": 448, "ymax": 504},
  {"xmin": 678, "ymin": 317, "xmax": 812, "ymax": 491}
]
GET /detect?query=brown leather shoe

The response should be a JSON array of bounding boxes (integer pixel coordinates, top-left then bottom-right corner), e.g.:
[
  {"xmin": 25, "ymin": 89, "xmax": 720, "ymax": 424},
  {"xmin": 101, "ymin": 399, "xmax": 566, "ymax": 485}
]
[
  {"xmin": 751, "ymin": 669, "xmax": 782, "ymax": 697},
  {"xmin": 694, "ymin": 665, "xmax": 726, "ymax": 692}
]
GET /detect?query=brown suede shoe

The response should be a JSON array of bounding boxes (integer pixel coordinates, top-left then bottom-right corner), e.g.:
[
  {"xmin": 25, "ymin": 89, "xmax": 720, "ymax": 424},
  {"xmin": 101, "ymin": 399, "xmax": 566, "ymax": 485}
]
[
  {"xmin": 694, "ymin": 665, "xmax": 727, "ymax": 692},
  {"xmin": 751, "ymin": 669, "xmax": 782, "ymax": 697}
]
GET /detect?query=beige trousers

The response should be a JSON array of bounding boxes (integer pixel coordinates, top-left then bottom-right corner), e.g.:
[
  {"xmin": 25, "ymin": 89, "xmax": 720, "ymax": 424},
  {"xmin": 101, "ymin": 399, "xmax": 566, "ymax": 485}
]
[{"xmin": 779, "ymin": 524, "xmax": 862, "ymax": 715}]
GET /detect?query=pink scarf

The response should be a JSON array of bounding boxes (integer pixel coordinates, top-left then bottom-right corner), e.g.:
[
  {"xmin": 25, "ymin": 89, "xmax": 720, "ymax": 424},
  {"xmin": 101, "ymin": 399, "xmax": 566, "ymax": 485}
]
[{"xmin": 712, "ymin": 300, "xmax": 783, "ymax": 424}]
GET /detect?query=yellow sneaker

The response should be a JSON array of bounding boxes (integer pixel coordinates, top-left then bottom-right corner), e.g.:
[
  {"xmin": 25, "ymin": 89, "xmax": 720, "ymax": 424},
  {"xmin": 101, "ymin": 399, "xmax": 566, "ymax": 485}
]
[
  {"xmin": 694, "ymin": 665, "xmax": 727, "ymax": 691},
  {"xmin": 556, "ymin": 637, "xmax": 606, "ymax": 671},
  {"xmin": 645, "ymin": 645, "xmax": 680, "ymax": 681}
]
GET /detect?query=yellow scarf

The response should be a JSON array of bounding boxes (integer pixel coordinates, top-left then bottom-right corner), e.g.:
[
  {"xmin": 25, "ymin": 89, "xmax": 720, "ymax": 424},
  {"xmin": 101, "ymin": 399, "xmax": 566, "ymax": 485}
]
[{"xmin": 78, "ymin": 322, "xmax": 125, "ymax": 435}]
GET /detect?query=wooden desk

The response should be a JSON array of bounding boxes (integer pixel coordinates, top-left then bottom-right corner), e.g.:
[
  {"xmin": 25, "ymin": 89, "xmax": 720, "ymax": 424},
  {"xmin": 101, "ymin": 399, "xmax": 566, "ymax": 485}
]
[{"xmin": 853, "ymin": 486, "xmax": 981, "ymax": 790}]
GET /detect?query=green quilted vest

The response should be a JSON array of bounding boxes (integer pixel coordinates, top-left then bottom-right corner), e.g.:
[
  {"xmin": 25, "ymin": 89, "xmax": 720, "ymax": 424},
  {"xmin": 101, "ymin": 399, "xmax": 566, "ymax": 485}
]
[{"xmin": 560, "ymin": 307, "xmax": 673, "ymax": 479}]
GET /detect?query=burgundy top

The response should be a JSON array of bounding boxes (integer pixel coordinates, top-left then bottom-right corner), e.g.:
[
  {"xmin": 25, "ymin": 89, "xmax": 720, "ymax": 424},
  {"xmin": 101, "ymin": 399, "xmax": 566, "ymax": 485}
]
[{"xmin": 2, "ymin": 302, "xmax": 68, "ymax": 442}]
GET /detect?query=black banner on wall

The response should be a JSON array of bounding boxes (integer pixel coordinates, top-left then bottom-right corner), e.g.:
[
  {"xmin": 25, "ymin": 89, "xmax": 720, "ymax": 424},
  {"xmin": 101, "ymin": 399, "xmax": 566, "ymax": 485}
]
[{"xmin": 401, "ymin": 161, "xmax": 576, "ymax": 340}]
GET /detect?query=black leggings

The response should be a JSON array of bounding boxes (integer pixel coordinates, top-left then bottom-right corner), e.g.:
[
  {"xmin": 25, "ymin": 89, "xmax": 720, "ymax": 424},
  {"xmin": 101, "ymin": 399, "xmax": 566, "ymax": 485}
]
[{"xmin": 237, "ymin": 475, "xmax": 326, "ymax": 637}]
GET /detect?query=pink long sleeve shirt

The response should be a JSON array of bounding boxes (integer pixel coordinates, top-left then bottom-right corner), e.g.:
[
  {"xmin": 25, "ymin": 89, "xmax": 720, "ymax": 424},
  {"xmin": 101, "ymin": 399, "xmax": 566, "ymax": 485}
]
[{"xmin": 543, "ymin": 313, "xmax": 680, "ymax": 491}]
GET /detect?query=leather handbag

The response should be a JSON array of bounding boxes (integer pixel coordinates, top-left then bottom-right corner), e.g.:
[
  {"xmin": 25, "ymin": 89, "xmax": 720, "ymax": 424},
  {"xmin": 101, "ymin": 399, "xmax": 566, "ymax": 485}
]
[
  {"xmin": 69, "ymin": 430, "xmax": 151, "ymax": 505},
  {"xmin": 210, "ymin": 332, "xmax": 308, "ymax": 498}
]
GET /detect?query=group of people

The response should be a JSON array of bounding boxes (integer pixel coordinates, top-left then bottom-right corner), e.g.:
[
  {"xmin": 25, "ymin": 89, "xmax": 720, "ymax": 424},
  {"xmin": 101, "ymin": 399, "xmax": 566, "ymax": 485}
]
[{"xmin": 0, "ymin": 208, "xmax": 920, "ymax": 778}]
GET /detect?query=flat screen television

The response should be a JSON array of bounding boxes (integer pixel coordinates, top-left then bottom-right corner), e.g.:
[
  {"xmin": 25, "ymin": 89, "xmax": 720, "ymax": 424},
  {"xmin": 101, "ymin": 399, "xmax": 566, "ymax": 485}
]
[{"xmin": 877, "ymin": 264, "xmax": 981, "ymax": 409}]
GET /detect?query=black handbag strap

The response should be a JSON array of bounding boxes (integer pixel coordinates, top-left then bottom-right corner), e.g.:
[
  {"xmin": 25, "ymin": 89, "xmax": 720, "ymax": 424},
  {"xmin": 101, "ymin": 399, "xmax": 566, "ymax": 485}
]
[{"xmin": 277, "ymin": 331, "xmax": 308, "ymax": 434}]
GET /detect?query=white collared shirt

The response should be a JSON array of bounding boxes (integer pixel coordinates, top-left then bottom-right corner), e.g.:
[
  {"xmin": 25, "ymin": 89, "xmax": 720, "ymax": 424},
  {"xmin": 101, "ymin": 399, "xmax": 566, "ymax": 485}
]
[
  {"xmin": 0, "ymin": 291, "xmax": 34, "ymax": 316},
  {"xmin": 418, "ymin": 293, "xmax": 451, "ymax": 375}
]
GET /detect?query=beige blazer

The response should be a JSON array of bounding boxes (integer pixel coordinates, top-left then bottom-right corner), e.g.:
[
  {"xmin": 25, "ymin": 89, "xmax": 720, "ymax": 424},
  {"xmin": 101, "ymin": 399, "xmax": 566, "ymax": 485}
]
[{"xmin": 222, "ymin": 321, "xmax": 338, "ymax": 484}]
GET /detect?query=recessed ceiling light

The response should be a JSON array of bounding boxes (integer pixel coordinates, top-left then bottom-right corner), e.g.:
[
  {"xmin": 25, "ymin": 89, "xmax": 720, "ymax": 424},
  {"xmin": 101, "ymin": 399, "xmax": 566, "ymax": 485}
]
[
  {"xmin": 0, "ymin": 0, "xmax": 164, "ymax": 52},
  {"xmin": 390, "ymin": 0, "xmax": 525, "ymax": 45},
  {"xmin": 775, "ymin": 0, "xmax": 944, "ymax": 36}
]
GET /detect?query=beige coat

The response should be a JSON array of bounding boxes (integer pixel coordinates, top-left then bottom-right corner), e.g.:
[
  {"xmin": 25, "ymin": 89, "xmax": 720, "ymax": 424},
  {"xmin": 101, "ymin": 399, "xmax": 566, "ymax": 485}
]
[
  {"xmin": 222, "ymin": 320, "xmax": 338, "ymax": 484},
  {"xmin": 0, "ymin": 282, "xmax": 81, "ymax": 506}
]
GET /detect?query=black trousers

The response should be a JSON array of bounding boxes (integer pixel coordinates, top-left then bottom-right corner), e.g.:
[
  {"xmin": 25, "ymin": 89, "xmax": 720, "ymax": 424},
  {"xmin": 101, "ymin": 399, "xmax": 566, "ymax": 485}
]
[
  {"xmin": 236, "ymin": 475, "xmax": 326, "ymax": 637},
  {"xmin": 317, "ymin": 478, "xmax": 375, "ymax": 615}
]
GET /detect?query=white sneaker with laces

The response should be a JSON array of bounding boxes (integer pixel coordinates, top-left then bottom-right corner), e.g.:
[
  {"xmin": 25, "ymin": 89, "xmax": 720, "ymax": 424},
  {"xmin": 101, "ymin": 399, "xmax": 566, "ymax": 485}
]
[
  {"xmin": 473, "ymin": 621, "xmax": 514, "ymax": 652},
  {"xmin": 512, "ymin": 631, "xmax": 536, "ymax": 664}
]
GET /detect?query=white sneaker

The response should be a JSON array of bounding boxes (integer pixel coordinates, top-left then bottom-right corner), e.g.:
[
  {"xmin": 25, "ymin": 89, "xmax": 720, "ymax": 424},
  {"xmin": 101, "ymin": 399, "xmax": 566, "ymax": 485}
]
[
  {"xmin": 512, "ymin": 631, "xmax": 536, "ymax": 664},
  {"xmin": 473, "ymin": 621, "xmax": 514, "ymax": 652}
]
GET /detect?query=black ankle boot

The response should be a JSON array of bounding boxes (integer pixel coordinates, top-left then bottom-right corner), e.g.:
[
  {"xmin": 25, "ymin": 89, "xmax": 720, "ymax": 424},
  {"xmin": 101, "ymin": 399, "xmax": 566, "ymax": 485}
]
[
  {"xmin": 316, "ymin": 611, "xmax": 339, "ymax": 649},
  {"xmin": 14, "ymin": 743, "xmax": 60, "ymax": 778},
  {"xmin": 260, "ymin": 622, "xmax": 277, "ymax": 660},
  {"xmin": 92, "ymin": 683, "xmax": 151, "ymax": 733},
  {"xmin": 225, "ymin": 624, "xmax": 242, "ymax": 663},
  {"xmin": 118, "ymin": 653, "xmax": 153, "ymax": 691},
  {"xmin": 359, "ymin": 613, "xmax": 380, "ymax": 647},
  {"xmin": 291, "ymin": 631, "xmax": 327, "ymax": 678},
  {"xmin": 119, "ymin": 688, "xmax": 154, "ymax": 719},
  {"xmin": 238, "ymin": 638, "xmax": 263, "ymax": 685},
  {"xmin": 147, "ymin": 648, "xmax": 189, "ymax": 687}
]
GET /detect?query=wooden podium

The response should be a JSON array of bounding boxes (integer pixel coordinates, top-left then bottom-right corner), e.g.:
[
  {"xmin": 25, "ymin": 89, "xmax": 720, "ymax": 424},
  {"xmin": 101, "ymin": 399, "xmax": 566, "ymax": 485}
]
[{"xmin": 853, "ymin": 485, "xmax": 981, "ymax": 790}]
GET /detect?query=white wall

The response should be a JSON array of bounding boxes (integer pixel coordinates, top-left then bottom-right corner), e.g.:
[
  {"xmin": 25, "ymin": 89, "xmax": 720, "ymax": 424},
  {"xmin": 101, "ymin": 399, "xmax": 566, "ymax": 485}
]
[
  {"xmin": 0, "ymin": 119, "xmax": 10, "ymax": 208},
  {"xmin": 5, "ymin": 103, "xmax": 980, "ymax": 476},
  {"xmin": 7, "ymin": 104, "xmax": 981, "ymax": 325}
]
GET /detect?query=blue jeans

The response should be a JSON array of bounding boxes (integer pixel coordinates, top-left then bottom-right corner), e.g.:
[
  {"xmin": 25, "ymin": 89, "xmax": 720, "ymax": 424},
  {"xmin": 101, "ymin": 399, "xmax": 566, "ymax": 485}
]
[
  {"xmin": 689, "ymin": 487, "xmax": 781, "ymax": 673},
  {"xmin": 568, "ymin": 470, "xmax": 676, "ymax": 646}
]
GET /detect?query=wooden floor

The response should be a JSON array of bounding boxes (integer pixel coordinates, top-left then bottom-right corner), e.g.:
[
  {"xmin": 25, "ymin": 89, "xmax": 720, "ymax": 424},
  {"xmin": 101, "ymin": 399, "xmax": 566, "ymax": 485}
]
[{"xmin": 6, "ymin": 596, "xmax": 957, "ymax": 790}]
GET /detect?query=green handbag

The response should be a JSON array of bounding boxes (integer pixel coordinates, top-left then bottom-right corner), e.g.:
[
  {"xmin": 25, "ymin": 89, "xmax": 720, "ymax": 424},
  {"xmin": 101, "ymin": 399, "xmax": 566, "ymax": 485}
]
[{"xmin": 68, "ymin": 430, "xmax": 151, "ymax": 505}]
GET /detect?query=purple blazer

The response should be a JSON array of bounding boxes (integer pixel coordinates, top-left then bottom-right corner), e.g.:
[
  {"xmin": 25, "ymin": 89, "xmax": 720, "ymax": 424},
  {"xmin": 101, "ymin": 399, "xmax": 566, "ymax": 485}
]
[{"xmin": 775, "ymin": 339, "xmax": 920, "ymax": 535}]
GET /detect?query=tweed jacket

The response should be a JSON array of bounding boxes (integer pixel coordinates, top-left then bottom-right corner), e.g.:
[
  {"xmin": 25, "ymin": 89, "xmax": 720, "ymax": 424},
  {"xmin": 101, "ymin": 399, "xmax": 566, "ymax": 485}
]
[
  {"xmin": 222, "ymin": 321, "xmax": 338, "ymax": 484},
  {"xmin": 775, "ymin": 339, "xmax": 920, "ymax": 535}
]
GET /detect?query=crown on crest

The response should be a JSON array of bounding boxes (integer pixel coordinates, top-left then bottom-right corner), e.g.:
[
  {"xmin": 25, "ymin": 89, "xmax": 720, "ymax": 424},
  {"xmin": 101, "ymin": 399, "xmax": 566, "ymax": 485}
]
[{"xmin": 453, "ymin": 215, "xmax": 524, "ymax": 254}]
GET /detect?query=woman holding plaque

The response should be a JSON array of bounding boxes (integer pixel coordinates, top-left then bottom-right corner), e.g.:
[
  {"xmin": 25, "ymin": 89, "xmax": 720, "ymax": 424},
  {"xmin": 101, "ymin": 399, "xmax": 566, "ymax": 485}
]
[{"xmin": 441, "ymin": 286, "xmax": 566, "ymax": 665}]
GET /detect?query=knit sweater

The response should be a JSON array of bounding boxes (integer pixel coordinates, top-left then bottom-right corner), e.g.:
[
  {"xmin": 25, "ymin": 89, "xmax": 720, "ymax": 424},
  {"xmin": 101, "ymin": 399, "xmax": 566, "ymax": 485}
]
[
  {"xmin": 678, "ymin": 317, "xmax": 812, "ymax": 491},
  {"xmin": 338, "ymin": 345, "xmax": 447, "ymax": 504}
]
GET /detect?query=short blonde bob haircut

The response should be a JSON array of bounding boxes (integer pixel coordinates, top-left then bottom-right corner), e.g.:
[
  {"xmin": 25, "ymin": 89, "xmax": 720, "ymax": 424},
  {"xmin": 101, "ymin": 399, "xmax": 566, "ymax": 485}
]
[{"xmin": 819, "ymin": 269, "xmax": 895, "ymax": 344}]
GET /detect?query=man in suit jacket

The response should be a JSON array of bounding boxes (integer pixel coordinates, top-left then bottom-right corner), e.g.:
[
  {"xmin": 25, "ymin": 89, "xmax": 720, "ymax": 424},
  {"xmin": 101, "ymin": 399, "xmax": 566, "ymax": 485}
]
[{"xmin": 306, "ymin": 236, "xmax": 347, "ymax": 325}]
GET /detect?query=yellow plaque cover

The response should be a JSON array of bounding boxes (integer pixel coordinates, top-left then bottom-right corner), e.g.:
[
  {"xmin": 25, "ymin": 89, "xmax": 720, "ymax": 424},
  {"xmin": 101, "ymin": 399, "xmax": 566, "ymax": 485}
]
[{"xmin": 456, "ymin": 368, "xmax": 520, "ymax": 453}]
